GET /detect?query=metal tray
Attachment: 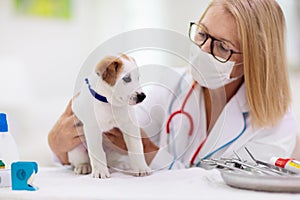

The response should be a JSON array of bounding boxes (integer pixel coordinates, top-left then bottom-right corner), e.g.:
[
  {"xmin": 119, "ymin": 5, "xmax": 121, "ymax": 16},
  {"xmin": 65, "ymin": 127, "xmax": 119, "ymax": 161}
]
[{"xmin": 221, "ymin": 170, "xmax": 300, "ymax": 193}]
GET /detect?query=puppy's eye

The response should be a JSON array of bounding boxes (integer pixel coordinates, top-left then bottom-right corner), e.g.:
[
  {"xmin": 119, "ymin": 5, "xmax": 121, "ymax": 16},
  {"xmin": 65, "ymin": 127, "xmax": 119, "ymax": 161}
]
[{"xmin": 122, "ymin": 74, "xmax": 131, "ymax": 83}]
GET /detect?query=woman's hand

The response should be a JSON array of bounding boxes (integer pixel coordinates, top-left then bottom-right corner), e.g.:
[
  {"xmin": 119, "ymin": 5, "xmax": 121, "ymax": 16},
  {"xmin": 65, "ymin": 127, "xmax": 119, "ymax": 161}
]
[
  {"xmin": 103, "ymin": 128, "xmax": 159, "ymax": 165},
  {"xmin": 48, "ymin": 99, "xmax": 85, "ymax": 164}
]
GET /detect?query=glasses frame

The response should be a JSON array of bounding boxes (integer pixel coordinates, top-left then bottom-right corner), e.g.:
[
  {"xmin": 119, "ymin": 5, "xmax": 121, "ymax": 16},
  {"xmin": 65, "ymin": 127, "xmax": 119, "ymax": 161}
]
[{"xmin": 189, "ymin": 22, "xmax": 242, "ymax": 63}]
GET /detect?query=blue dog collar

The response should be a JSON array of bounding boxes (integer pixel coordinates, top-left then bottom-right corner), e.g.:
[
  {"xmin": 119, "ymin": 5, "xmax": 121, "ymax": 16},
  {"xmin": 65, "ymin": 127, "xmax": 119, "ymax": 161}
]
[{"xmin": 85, "ymin": 78, "xmax": 108, "ymax": 103}]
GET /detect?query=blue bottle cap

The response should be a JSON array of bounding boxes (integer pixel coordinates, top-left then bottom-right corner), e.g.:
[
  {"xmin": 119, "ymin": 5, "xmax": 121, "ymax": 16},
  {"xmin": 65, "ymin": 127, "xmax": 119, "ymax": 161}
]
[{"xmin": 0, "ymin": 113, "xmax": 8, "ymax": 132}]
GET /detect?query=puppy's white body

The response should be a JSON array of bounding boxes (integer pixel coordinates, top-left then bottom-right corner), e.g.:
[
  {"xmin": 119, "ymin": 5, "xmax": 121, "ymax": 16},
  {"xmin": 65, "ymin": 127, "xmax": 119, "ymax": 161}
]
[{"xmin": 68, "ymin": 55, "xmax": 151, "ymax": 178}]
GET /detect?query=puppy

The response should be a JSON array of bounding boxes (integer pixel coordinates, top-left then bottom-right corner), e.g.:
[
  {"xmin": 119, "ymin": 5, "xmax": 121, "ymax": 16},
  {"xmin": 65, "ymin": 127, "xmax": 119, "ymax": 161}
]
[{"xmin": 68, "ymin": 54, "xmax": 151, "ymax": 178}]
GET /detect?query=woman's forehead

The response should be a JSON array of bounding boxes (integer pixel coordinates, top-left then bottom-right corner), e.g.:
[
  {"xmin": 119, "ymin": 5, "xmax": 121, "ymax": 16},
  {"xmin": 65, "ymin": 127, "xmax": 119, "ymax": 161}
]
[{"xmin": 201, "ymin": 5, "xmax": 240, "ymax": 49}]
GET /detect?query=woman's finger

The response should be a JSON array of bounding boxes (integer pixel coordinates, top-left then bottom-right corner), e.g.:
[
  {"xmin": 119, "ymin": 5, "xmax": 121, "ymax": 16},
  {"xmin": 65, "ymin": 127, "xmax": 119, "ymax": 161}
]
[
  {"xmin": 106, "ymin": 127, "xmax": 122, "ymax": 136},
  {"xmin": 72, "ymin": 92, "xmax": 80, "ymax": 100},
  {"xmin": 103, "ymin": 132, "xmax": 128, "ymax": 152},
  {"xmin": 63, "ymin": 99, "xmax": 74, "ymax": 116},
  {"xmin": 103, "ymin": 132, "xmax": 116, "ymax": 143},
  {"xmin": 71, "ymin": 115, "xmax": 82, "ymax": 126},
  {"xmin": 73, "ymin": 125, "xmax": 84, "ymax": 136},
  {"xmin": 72, "ymin": 135, "xmax": 86, "ymax": 147},
  {"xmin": 64, "ymin": 114, "xmax": 81, "ymax": 130}
]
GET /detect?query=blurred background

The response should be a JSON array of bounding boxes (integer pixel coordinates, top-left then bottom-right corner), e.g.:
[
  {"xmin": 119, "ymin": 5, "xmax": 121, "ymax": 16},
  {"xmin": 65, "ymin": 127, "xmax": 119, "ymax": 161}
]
[{"xmin": 0, "ymin": 0, "xmax": 299, "ymax": 166}]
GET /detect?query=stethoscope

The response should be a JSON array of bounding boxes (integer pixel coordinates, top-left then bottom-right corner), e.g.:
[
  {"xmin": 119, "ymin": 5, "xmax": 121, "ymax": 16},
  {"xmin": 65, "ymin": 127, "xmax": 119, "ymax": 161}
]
[{"xmin": 165, "ymin": 73, "xmax": 248, "ymax": 169}]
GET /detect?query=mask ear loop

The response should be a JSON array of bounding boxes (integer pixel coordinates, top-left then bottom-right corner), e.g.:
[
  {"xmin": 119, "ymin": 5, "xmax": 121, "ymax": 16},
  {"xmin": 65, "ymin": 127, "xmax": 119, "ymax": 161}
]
[
  {"xmin": 234, "ymin": 62, "xmax": 244, "ymax": 67},
  {"xmin": 228, "ymin": 61, "xmax": 244, "ymax": 80}
]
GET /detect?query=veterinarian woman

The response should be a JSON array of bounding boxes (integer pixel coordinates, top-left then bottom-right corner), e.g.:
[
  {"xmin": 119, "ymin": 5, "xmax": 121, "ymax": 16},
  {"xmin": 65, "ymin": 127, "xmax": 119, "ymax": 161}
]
[{"xmin": 48, "ymin": 0, "xmax": 297, "ymax": 170}]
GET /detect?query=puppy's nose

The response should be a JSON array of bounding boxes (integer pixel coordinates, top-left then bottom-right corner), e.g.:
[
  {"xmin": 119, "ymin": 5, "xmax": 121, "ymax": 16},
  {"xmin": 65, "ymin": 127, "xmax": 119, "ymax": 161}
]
[{"xmin": 136, "ymin": 92, "xmax": 146, "ymax": 103}]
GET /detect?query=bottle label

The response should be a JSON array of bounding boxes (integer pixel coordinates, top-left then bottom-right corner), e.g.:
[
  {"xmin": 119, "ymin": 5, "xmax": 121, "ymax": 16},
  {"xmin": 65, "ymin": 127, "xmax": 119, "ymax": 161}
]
[{"xmin": 274, "ymin": 158, "xmax": 293, "ymax": 168}]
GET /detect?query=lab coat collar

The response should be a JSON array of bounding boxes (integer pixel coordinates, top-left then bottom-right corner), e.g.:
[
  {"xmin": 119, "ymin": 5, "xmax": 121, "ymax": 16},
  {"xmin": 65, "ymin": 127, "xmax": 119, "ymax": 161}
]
[{"xmin": 198, "ymin": 83, "xmax": 249, "ymax": 159}]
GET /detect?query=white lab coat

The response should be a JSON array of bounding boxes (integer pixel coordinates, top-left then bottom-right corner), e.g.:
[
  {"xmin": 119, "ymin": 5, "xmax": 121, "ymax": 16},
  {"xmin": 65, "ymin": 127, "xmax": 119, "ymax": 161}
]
[{"xmin": 136, "ymin": 66, "xmax": 297, "ymax": 170}]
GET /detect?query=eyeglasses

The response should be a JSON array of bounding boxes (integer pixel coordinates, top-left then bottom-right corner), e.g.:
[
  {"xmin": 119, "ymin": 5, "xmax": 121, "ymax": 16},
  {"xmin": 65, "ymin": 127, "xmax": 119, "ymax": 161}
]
[{"xmin": 189, "ymin": 22, "xmax": 242, "ymax": 63}]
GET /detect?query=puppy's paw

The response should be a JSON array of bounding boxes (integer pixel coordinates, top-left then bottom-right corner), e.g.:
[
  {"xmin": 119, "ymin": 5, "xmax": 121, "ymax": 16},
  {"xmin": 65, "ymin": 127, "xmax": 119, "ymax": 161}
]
[
  {"xmin": 74, "ymin": 163, "xmax": 91, "ymax": 175},
  {"xmin": 132, "ymin": 166, "xmax": 152, "ymax": 177},
  {"xmin": 92, "ymin": 165, "xmax": 110, "ymax": 179}
]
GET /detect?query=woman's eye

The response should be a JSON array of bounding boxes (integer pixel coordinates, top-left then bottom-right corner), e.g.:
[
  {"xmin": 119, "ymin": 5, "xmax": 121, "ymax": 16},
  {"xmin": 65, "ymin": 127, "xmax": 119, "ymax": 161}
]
[
  {"xmin": 216, "ymin": 42, "xmax": 230, "ymax": 52},
  {"xmin": 122, "ymin": 75, "xmax": 131, "ymax": 83},
  {"xmin": 197, "ymin": 31, "xmax": 206, "ymax": 39}
]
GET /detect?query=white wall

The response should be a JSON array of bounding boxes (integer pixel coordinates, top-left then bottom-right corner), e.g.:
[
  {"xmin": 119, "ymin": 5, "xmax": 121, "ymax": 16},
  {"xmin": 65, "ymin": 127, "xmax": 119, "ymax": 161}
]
[
  {"xmin": 0, "ymin": 0, "xmax": 97, "ymax": 165},
  {"xmin": 277, "ymin": 0, "xmax": 300, "ymax": 69},
  {"xmin": 0, "ymin": 0, "xmax": 299, "ymax": 166}
]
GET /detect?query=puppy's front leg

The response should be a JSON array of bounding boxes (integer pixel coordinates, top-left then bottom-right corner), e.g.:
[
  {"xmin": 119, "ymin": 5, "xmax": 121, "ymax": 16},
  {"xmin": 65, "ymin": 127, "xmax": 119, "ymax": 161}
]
[
  {"xmin": 68, "ymin": 143, "xmax": 91, "ymax": 175},
  {"xmin": 122, "ymin": 125, "xmax": 152, "ymax": 176},
  {"xmin": 84, "ymin": 125, "xmax": 110, "ymax": 178}
]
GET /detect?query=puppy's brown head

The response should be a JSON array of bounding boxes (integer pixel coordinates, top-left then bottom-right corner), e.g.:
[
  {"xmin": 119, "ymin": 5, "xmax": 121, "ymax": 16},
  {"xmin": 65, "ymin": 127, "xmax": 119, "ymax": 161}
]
[
  {"xmin": 93, "ymin": 54, "xmax": 145, "ymax": 106},
  {"xmin": 95, "ymin": 56, "xmax": 124, "ymax": 86}
]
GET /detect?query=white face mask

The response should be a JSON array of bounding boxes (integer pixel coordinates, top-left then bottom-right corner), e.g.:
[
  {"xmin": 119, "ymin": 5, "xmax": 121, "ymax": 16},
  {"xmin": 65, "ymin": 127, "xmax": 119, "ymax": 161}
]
[{"xmin": 189, "ymin": 45, "xmax": 243, "ymax": 89}]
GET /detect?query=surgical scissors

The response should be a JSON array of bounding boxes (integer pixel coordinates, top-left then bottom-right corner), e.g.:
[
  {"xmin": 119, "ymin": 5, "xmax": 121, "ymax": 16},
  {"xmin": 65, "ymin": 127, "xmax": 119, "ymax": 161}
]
[
  {"xmin": 244, "ymin": 147, "xmax": 294, "ymax": 175},
  {"xmin": 199, "ymin": 147, "xmax": 296, "ymax": 176}
]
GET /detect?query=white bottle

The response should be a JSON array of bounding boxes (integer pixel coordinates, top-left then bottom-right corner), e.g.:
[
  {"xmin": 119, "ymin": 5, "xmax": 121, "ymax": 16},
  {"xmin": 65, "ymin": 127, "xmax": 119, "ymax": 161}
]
[
  {"xmin": 0, "ymin": 113, "xmax": 19, "ymax": 169},
  {"xmin": 269, "ymin": 157, "xmax": 300, "ymax": 174}
]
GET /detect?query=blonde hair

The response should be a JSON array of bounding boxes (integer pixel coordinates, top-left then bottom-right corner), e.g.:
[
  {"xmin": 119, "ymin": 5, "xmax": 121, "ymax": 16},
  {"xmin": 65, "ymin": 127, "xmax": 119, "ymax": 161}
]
[{"xmin": 199, "ymin": 0, "xmax": 291, "ymax": 128}]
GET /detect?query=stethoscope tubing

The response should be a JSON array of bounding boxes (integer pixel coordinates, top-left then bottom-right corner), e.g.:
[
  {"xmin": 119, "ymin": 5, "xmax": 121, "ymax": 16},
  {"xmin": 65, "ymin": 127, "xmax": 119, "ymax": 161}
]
[{"xmin": 166, "ymin": 81, "xmax": 197, "ymax": 136}]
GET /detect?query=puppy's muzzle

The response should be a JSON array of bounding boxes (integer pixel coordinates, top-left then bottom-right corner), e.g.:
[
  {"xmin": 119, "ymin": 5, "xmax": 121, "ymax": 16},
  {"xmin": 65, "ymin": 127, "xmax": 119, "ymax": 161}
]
[
  {"xmin": 136, "ymin": 92, "xmax": 146, "ymax": 103},
  {"xmin": 129, "ymin": 92, "xmax": 146, "ymax": 105}
]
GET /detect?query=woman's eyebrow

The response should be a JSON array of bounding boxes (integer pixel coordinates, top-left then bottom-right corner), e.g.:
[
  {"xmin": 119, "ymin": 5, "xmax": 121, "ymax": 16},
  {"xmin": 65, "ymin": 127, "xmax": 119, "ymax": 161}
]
[{"xmin": 200, "ymin": 23, "xmax": 239, "ymax": 49}]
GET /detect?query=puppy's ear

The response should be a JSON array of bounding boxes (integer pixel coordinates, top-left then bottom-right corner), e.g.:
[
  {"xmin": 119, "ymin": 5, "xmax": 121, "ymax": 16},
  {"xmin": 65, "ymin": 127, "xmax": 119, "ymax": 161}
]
[
  {"xmin": 121, "ymin": 53, "xmax": 136, "ymax": 63},
  {"xmin": 95, "ymin": 56, "xmax": 123, "ymax": 86}
]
